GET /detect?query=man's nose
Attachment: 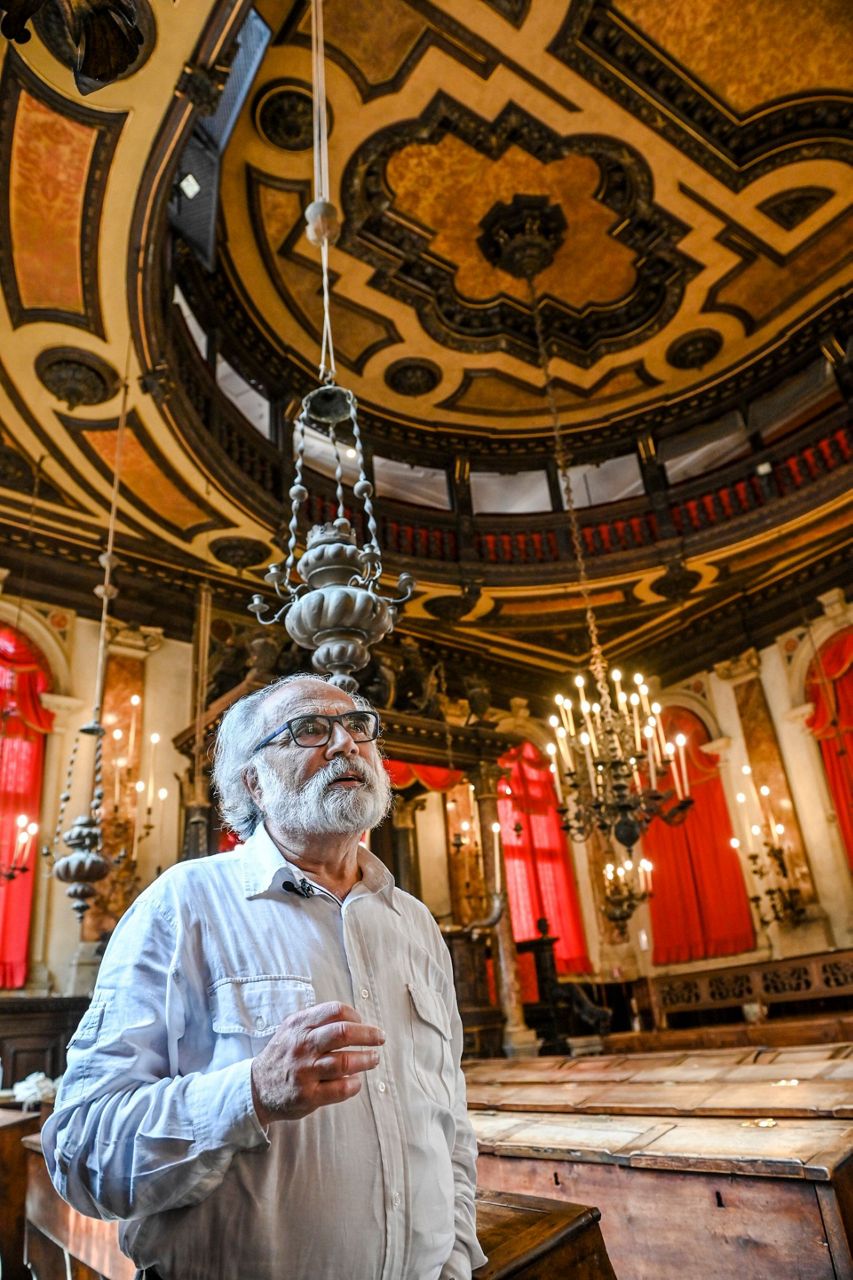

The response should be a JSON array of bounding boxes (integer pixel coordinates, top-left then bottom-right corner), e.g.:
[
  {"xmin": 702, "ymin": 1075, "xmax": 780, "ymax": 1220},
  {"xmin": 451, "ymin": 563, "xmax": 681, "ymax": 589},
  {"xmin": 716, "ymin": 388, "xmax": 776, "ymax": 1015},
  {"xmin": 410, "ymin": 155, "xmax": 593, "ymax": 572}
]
[{"xmin": 325, "ymin": 720, "xmax": 359, "ymax": 756}]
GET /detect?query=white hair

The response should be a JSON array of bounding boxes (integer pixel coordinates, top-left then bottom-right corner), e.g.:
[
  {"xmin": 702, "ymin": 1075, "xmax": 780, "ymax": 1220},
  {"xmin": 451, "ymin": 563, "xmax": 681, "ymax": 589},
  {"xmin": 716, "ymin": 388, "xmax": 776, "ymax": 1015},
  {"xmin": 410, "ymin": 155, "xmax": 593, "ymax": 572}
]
[{"xmin": 211, "ymin": 671, "xmax": 374, "ymax": 840}]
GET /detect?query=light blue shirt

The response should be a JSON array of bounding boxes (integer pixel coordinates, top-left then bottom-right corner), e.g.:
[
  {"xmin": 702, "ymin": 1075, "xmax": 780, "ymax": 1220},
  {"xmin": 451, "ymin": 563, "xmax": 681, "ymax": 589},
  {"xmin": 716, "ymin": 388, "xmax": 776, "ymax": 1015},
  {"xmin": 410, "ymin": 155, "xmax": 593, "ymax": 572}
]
[{"xmin": 43, "ymin": 827, "xmax": 487, "ymax": 1280}]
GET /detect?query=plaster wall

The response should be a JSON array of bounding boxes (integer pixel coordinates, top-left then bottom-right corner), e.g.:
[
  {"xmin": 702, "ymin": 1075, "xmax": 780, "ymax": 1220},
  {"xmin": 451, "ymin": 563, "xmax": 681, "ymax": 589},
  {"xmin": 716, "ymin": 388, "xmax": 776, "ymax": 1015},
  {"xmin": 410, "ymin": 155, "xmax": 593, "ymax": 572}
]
[{"xmin": 416, "ymin": 790, "xmax": 452, "ymax": 920}]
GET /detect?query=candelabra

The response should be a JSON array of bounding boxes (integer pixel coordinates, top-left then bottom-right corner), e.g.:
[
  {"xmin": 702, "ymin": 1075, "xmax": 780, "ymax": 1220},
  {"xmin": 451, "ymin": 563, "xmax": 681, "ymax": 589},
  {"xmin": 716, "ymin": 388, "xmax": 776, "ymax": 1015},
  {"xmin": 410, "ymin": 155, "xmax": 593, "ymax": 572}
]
[
  {"xmin": 730, "ymin": 764, "xmax": 806, "ymax": 929},
  {"xmin": 601, "ymin": 856, "xmax": 654, "ymax": 939},
  {"xmin": 1, "ymin": 814, "xmax": 39, "ymax": 880},
  {"xmin": 447, "ymin": 818, "xmax": 503, "ymax": 931},
  {"xmin": 547, "ymin": 674, "xmax": 693, "ymax": 859}
]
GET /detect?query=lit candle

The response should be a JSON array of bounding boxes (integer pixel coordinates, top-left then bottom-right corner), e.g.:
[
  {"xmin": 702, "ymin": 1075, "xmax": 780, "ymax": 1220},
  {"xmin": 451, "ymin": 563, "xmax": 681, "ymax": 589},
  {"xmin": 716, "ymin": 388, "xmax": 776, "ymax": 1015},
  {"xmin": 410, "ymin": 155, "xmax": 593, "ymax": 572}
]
[
  {"xmin": 630, "ymin": 693, "xmax": 642, "ymax": 751},
  {"xmin": 665, "ymin": 742, "xmax": 683, "ymax": 799},
  {"xmin": 549, "ymin": 760, "xmax": 564, "ymax": 805},
  {"xmin": 128, "ymin": 693, "xmax": 141, "ymax": 762},
  {"xmin": 630, "ymin": 756, "xmax": 642, "ymax": 792},
  {"xmin": 581, "ymin": 701, "xmax": 599, "ymax": 756},
  {"xmin": 146, "ymin": 732, "xmax": 160, "ymax": 809},
  {"xmin": 639, "ymin": 682, "xmax": 651, "ymax": 718},
  {"xmin": 611, "ymin": 668, "xmax": 623, "ymax": 705},
  {"xmin": 644, "ymin": 725, "xmax": 656, "ymax": 789},
  {"xmin": 555, "ymin": 693, "xmax": 574, "ymax": 738},
  {"xmin": 580, "ymin": 731, "xmax": 596, "ymax": 788},
  {"xmin": 652, "ymin": 703, "xmax": 667, "ymax": 755},
  {"xmin": 675, "ymin": 733, "xmax": 689, "ymax": 796},
  {"xmin": 556, "ymin": 725, "xmax": 573, "ymax": 770},
  {"xmin": 24, "ymin": 821, "xmax": 38, "ymax": 867},
  {"xmin": 491, "ymin": 821, "xmax": 502, "ymax": 896},
  {"xmin": 647, "ymin": 716, "xmax": 662, "ymax": 767}
]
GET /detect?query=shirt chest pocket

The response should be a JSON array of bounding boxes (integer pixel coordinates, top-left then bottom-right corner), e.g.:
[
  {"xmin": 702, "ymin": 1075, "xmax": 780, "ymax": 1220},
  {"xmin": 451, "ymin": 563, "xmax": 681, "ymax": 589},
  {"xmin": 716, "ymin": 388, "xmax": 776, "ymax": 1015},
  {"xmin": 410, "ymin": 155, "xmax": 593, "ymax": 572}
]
[
  {"xmin": 211, "ymin": 975, "xmax": 316, "ymax": 1039},
  {"xmin": 407, "ymin": 982, "xmax": 453, "ymax": 1109}
]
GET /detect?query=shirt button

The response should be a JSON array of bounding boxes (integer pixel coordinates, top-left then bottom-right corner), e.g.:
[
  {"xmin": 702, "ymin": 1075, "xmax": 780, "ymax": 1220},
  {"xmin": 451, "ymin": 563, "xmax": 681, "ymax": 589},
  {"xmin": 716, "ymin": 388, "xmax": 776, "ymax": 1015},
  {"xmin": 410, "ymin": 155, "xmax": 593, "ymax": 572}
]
[
  {"xmin": 360, "ymin": 987, "xmax": 370, "ymax": 1000},
  {"xmin": 392, "ymin": 1192, "xmax": 401, "ymax": 1208},
  {"xmin": 255, "ymin": 1015, "xmax": 265, "ymax": 1029},
  {"xmin": 377, "ymin": 1081, "xmax": 386, "ymax": 1094}
]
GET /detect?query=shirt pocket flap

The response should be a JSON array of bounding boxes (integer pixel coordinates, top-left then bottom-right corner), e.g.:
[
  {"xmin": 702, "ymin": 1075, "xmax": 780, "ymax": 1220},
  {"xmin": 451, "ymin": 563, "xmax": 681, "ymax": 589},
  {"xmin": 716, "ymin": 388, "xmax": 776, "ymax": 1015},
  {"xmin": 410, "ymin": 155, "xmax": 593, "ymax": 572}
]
[
  {"xmin": 211, "ymin": 976, "xmax": 315, "ymax": 1036},
  {"xmin": 407, "ymin": 982, "xmax": 452, "ymax": 1042}
]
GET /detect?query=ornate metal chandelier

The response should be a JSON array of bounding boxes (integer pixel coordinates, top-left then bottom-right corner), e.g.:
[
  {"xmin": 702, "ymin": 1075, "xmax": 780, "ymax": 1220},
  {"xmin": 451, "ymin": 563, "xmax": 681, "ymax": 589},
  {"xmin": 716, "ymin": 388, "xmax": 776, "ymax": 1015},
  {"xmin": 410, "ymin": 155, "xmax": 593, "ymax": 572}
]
[
  {"xmin": 248, "ymin": 0, "xmax": 413, "ymax": 690},
  {"xmin": 478, "ymin": 194, "xmax": 693, "ymax": 860}
]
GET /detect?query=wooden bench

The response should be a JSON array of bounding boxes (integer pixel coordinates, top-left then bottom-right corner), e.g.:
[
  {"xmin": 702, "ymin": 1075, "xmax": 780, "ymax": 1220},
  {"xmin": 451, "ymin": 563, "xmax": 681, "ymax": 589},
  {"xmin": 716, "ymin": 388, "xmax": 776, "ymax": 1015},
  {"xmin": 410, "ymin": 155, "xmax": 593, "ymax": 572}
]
[{"xmin": 20, "ymin": 1134, "xmax": 616, "ymax": 1279}]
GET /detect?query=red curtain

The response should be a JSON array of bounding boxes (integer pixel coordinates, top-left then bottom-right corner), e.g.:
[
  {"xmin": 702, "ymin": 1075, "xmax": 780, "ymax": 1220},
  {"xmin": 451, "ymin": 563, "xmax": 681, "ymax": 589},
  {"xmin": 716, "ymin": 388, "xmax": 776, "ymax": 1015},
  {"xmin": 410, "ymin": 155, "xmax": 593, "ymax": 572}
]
[
  {"xmin": 384, "ymin": 760, "xmax": 463, "ymax": 791},
  {"xmin": 497, "ymin": 741, "xmax": 591, "ymax": 974},
  {"xmin": 0, "ymin": 626, "xmax": 54, "ymax": 988},
  {"xmin": 646, "ymin": 708, "xmax": 755, "ymax": 966},
  {"xmin": 806, "ymin": 628, "xmax": 853, "ymax": 870}
]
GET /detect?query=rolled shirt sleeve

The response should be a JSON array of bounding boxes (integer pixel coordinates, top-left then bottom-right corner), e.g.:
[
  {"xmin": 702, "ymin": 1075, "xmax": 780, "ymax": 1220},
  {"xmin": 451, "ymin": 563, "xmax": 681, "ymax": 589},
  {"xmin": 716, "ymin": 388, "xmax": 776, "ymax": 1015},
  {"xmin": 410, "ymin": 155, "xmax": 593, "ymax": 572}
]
[{"xmin": 42, "ymin": 894, "xmax": 269, "ymax": 1221}]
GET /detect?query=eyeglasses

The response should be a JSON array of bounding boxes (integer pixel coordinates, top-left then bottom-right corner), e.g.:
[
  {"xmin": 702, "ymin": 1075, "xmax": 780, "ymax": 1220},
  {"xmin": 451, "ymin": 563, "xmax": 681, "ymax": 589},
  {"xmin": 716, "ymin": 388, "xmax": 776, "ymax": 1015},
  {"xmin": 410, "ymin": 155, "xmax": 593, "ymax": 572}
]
[{"xmin": 253, "ymin": 710, "xmax": 382, "ymax": 752}]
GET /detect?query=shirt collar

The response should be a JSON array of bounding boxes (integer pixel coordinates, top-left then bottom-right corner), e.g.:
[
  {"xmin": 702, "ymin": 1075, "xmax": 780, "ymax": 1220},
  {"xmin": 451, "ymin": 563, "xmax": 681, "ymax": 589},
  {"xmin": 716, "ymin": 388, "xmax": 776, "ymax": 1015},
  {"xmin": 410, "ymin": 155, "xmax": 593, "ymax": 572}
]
[{"xmin": 240, "ymin": 823, "xmax": 401, "ymax": 913}]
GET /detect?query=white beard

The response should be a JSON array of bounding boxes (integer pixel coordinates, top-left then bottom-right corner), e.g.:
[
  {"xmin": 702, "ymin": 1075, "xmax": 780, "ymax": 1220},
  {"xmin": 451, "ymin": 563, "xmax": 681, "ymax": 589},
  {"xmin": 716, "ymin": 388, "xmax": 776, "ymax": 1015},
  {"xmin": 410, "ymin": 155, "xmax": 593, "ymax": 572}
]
[{"xmin": 258, "ymin": 752, "xmax": 392, "ymax": 837}]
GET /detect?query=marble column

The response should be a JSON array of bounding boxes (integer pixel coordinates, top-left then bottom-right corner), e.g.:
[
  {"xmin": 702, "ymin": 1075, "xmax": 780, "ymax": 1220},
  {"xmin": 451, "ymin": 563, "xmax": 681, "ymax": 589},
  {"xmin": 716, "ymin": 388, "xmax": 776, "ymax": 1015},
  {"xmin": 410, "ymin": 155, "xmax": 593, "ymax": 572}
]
[
  {"xmin": 472, "ymin": 761, "xmax": 538, "ymax": 1058},
  {"xmin": 391, "ymin": 795, "xmax": 425, "ymax": 899}
]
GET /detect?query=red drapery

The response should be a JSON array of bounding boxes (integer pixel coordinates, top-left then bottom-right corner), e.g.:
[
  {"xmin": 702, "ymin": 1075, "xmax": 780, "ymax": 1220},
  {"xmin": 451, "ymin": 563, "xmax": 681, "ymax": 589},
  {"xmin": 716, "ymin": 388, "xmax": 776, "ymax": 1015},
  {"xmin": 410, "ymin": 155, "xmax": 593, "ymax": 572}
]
[
  {"xmin": 0, "ymin": 626, "xmax": 54, "ymax": 989},
  {"xmin": 384, "ymin": 760, "xmax": 463, "ymax": 791},
  {"xmin": 497, "ymin": 741, "xmax": 591, "ymax": 975},
  {"xmin": 806, "ymin": 627, "xmax": 853, "ymax": 871},
  {"xmin": 646, "ymin": 707, "xmax": 755, "ymax": 966}
]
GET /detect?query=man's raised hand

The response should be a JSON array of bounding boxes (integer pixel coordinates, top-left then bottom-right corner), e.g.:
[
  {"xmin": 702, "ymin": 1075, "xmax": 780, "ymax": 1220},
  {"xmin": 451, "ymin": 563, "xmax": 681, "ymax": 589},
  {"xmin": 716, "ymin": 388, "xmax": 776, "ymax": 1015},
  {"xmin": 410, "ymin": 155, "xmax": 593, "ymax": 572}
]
[{"xmin": 250, "ymin": 1001, "xmax": 385, "ymax": 1125}]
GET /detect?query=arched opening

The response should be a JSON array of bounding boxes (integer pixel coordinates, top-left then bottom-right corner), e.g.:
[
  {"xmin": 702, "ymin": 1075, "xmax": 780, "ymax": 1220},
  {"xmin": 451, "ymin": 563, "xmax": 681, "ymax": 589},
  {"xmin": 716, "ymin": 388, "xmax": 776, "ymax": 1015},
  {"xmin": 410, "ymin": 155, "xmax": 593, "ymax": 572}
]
[
  {"xmin": 0, "ymin": 624, "xmax": 55, "ymax": 988},
  {"xmin": 497, "ymin": 741, "xmax": 590, "ymax": 975},
  {"xmin": 644, "ymin": 707, "xmax": 755, "ymax": 966},
  {"xmin": 806, "ymin": 626, "xmax": 853, "ymax": 871}
]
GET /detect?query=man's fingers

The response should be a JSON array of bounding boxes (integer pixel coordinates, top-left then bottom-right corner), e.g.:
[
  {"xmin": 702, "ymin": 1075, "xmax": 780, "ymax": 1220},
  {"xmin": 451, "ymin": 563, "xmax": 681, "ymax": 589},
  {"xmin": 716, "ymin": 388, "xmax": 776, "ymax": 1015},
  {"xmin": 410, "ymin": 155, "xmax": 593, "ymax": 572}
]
[
  {"xmin": 301, "ymin": 1001, "xmax": 362, "ymax": 1029},
  {"xmin": 311, "ymin": 1019, "xmax": 385, "ymax": 1055},
  {"xmin": 313, "ymin": 1048, "xmax": 381, "ymax": 1079},
  {"xmin": 314, "ymin": 1075, "xmax": 364, "ymax": 1105}
]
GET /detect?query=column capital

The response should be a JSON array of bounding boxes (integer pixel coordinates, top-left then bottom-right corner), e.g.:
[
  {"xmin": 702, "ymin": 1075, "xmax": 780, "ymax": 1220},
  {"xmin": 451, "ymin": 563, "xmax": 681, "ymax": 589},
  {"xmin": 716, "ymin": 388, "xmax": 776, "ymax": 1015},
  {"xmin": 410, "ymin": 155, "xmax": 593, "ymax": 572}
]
[
  {"xmin": 714, "ymin": 648, "xmax": 761, "ymax": 685},
  {"xmin": 391, "ymin": 795, "xmax": 427, "ymax": 829},
  {"xmin": 107, "ymin": 623, "xmax": 164, "ymax": 660},
  {"xmin": 472, "ymin": 758, "xmax": 509, "ymax": 798},
  {"xmin": 41, "ymin": 693, "xmax": 85, "ymax": 731},
  {"xmin": 701, "ymin": 735, "xmax": 733, "ymax": 760},
  {"xmin": 785, "ymin": 701, "xmax": 816, "ymax": 729}
]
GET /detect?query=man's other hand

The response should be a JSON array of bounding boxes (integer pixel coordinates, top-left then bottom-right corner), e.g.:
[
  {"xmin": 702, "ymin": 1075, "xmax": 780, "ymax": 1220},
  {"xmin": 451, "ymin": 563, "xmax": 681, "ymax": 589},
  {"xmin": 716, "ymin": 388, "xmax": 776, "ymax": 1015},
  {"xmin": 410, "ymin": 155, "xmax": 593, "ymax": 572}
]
[{"xmin": 250, "ymin": 1001, "xmax": 385, "ymax": 1124}]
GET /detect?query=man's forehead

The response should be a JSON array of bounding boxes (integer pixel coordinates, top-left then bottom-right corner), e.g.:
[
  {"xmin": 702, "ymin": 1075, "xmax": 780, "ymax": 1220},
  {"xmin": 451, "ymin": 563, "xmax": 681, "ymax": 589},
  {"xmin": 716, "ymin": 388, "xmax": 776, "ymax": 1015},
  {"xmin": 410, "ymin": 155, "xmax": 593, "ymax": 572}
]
[{"xmin": 265, "ymin": 680, "xmax": 357, "ymax": 720}]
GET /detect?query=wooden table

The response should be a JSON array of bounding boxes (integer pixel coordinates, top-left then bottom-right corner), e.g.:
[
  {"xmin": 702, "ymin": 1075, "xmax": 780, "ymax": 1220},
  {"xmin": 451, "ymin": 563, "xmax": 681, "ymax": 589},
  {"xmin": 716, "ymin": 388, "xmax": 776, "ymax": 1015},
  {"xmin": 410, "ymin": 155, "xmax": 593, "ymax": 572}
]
[
  {"xmin": 0, "ymin": 1108, "xmax": 41, "ymax": 1280},
  {"xmin": 465, "ymin": 1044, "xmax": 853, "ymax": 1119},
  {"xmin": 22, "ymin": 1135, "xmax": 616, "ymax": 1279},
  {"xmin": 474, "ymin": 1109, "xmax": 853, "ymax": 1280}
]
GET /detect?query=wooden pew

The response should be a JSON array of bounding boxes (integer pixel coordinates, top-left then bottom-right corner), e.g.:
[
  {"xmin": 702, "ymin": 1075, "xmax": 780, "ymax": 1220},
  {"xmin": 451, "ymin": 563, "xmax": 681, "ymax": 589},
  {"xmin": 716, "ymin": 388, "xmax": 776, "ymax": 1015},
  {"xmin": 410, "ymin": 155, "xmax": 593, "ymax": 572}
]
[
  {"xmin": 0, "ymin": 1108, "xmax": 41, "ymax": 1280},
  {"xmin": 21, "ymin": 1134, "xmax": 617, "ymax": 1279}
]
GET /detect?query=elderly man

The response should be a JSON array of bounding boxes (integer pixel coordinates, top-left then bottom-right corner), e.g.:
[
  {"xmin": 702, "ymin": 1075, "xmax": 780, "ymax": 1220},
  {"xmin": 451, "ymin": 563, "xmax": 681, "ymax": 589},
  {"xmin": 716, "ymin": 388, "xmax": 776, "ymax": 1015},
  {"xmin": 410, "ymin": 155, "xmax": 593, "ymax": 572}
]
[{"xmin": 43, "ymin": 673, "xmax": 487, "ymax": 1280}]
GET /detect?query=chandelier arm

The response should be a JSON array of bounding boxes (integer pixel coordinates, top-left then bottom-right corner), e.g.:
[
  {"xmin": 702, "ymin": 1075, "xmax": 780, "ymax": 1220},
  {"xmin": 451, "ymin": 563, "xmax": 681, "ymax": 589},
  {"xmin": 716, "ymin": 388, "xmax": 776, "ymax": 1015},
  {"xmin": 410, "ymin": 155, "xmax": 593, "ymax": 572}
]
[
  {"xmin": 283, "ymin": 415, "xmax": 307, "ymax": 597},
  {"xmin": 328, "ymin": 421, "xmax": 345, "ymax": 519}
]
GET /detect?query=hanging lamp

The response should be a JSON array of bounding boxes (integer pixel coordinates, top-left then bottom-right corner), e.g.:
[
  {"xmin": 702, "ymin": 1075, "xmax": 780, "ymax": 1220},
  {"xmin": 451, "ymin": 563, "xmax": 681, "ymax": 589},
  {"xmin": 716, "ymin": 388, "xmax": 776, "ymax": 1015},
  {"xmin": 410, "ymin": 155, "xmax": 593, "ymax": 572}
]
[{"xmin": 249, "ymin": 0, "xmax": 413, "ymax": 690}]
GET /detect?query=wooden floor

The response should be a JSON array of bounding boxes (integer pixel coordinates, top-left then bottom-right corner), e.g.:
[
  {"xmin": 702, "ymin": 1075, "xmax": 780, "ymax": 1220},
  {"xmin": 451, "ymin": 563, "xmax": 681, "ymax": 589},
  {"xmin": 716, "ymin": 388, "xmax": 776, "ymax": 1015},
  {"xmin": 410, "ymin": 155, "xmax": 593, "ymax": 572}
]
[{"xmin": 467, "ymin": 1043, "xmax": 853, "ymax": 1280}]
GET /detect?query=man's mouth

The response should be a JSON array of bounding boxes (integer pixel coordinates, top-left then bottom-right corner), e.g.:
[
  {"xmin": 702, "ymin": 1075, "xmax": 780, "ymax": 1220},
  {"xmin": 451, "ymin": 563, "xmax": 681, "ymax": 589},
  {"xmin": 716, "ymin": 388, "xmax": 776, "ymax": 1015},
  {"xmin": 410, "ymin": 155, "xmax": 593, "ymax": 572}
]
[{"xmin": 327, "ymin": 771, "xmax": 366, "ymax": 790}]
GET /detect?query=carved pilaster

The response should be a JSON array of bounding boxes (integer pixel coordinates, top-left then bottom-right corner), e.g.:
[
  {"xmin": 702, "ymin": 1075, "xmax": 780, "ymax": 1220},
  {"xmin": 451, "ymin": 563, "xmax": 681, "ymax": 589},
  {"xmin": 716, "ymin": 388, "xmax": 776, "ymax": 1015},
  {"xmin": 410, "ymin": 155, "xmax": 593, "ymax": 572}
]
[
  {"xmin": 391, "ymin": 795, "xmax": 426, "ymax": 898},
  {"xmin": 472, "ymin": 760, "xmax": 538, "ymax": 1058},
  {"xmin": 714, "ymin": 651, "xmax": 816, "ymax": 905}
]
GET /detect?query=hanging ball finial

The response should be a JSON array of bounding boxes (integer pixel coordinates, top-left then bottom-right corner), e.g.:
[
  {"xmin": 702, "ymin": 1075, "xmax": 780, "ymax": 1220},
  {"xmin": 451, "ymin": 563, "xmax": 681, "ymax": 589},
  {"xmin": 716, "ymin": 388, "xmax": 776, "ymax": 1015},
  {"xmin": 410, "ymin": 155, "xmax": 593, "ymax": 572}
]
[{"xmin": 305, "ymin": 199, "xmax": 341, "ymax": 246}]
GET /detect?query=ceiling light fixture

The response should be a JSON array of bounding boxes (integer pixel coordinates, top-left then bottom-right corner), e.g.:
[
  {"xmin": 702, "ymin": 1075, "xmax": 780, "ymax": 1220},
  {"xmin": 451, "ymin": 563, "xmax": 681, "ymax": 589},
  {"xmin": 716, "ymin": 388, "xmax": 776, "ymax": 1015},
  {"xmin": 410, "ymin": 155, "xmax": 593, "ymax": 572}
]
[
  {"xmin": 249, "ymin": 0, "xmax": 413, "ymax": 690},
  {"xmin": 478, "ymin": 195, "xmax": 693, "ymax": 871}
]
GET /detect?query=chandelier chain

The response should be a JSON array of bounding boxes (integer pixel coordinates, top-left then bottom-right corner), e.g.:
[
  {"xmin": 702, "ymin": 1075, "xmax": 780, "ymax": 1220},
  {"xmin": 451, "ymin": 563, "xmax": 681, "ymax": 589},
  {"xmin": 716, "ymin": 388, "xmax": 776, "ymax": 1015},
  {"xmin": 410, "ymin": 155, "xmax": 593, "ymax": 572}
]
[
  {"xmin": 526, "ymin": 277, "xmax": 615, "ymax": 738},
  {"xmin": 284, "ymin": 414, "xmax": 306, "ymax": 594}
]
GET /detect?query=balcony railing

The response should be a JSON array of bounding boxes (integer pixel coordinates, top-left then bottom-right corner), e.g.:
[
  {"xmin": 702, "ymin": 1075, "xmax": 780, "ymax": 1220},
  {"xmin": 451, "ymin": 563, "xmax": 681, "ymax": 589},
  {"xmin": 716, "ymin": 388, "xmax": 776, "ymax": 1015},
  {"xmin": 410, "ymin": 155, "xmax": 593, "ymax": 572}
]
[{"xmin": 167, "ymin": 306, "xmax": 851, "ymax": 576}]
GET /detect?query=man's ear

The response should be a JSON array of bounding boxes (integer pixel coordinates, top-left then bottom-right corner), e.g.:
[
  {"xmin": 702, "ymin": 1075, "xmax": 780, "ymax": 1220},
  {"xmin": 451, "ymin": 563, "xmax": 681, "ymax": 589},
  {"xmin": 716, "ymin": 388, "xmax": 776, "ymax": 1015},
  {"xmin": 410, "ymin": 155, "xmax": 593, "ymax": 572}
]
[{"xmin": 244, "ymin": 764, "xmax": 263, "ymax": 807}]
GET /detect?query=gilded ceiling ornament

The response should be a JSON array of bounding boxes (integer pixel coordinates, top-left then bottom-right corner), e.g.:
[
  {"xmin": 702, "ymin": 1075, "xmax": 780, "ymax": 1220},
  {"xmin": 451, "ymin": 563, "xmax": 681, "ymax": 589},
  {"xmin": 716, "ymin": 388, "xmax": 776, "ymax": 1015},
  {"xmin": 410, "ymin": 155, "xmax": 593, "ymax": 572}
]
[{"xmin": 1, "ymin": 0, "xmax": 145, "ymax": 94}]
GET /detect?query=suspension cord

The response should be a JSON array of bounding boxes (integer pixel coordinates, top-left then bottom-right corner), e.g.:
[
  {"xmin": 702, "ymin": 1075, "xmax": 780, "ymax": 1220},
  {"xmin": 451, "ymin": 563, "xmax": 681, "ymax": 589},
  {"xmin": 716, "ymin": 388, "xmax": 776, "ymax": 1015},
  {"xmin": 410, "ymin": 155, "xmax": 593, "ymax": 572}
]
[{"xmin": 311, "ymin": 0, "xmax": 336, "ymax": 383}]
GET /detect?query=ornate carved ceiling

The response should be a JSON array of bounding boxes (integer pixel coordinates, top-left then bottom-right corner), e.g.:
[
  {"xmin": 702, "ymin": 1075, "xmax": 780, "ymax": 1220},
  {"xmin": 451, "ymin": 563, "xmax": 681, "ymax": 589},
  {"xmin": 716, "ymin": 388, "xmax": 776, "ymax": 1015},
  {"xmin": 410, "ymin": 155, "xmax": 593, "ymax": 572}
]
[
  {"xmin": 0, "ymin": 0, "xmax": 849, "ymax": 697},
  {"xmin": 216, "ymin": 0, "xmax": 853, "ymax": 449}
]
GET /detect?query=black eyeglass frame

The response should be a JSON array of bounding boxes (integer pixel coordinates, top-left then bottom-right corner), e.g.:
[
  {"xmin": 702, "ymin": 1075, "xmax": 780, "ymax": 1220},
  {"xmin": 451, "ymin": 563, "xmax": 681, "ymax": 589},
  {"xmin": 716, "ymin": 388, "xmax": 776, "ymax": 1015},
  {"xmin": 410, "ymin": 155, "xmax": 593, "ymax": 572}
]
[{"xmin": 252, "ymin": 710, "xmax": 382, "ymax": 753}]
